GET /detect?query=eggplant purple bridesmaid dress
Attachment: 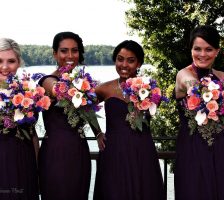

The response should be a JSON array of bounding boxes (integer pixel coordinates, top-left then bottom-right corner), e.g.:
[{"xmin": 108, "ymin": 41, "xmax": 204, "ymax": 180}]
[
  {"xmin": 94, "ymin": 97, "xmax": 164, "ymax": 200},
  {"xmin": 174, "ymin": 67, "xmax": 224, "ymax": 200},
  {"xmin": 38, "ymin": 75, "xmax": 91, "ymax": 200}
]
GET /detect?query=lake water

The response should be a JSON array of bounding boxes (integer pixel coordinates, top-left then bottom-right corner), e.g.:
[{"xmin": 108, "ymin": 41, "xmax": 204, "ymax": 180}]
[{"xmin": 18, "ymin": 65, "xmax": 174, "ymax": 200}]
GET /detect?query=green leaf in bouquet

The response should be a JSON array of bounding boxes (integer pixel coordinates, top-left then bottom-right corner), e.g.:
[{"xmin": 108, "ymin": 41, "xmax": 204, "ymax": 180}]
[
  {"xmin": 128, "ymin": 103, "xmax": 134, "ymax": 113},
  {"xmin": 57, "ymin": 99, "xmax": 70, "ymax": 108},
  {"xmin": 136, "ymin": 112, "xmax": 143, "ymax": 132}
]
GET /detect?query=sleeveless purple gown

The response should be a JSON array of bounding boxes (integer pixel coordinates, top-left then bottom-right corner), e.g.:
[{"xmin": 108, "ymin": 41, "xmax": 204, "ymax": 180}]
[
  {"xmin": 38, "ymin": 75, "xmax": 91, "ymax": 200},
  {"xmin": 174, "ymin": 67, "xmax": 224, "ymax": 200},
  {"xmin": 0, "ymin": 130, "xmax": 39, "ymax": 200},
  {"xmin": 94, "ymin": 97, "xmax": 164, "ymax": 200}
]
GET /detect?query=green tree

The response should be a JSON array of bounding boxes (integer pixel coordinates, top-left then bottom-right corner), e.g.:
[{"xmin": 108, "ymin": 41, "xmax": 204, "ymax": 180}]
[
  {"xmin": 123, "ymin": 0, "xmax": 224, "ymax": 154},
  {"xmin": 85, "ymin": 45, "xmax": 114, "ymax": 65},
  {"xmin": 20, "ymin": 45, "xmax": 115, "ymax": 66}
]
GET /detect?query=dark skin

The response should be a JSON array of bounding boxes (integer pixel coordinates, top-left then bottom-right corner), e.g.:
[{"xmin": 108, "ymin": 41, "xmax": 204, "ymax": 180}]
[
  {"xmin": 95, "ymin": 48, "xmax": 141, "ymax": 151},
  {"xmin": 42, "ymin": 38, "xmax": 79, "ymax": 95}
]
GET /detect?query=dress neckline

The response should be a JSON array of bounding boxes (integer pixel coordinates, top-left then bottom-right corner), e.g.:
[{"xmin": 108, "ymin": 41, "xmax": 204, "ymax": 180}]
[
  {"xmin": 105, "ymin": 96, "xmax": 128, "ymax": 104},
  {"xmin": 191, "ymin": 62, "xmax": 213, "ymax": 80}
]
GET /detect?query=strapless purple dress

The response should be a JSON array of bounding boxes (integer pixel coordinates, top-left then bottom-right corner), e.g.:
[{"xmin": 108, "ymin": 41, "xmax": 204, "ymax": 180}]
[
  {"xmin": 94, "ymin": 97, "xmax": 164, "ymax": 200},
  {"xmin": 38, "ymin": 75, "xmax": 91, "ymax": 200},
  {"xmin": 174, "ymin": 67, "xmax": 224, "ymax": 200}
]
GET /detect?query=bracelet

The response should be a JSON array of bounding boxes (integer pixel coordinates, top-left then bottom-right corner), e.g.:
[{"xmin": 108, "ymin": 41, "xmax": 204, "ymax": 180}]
[{"xmin": 96, "ymin": 132, "xmax": 103, "ymax": 139}]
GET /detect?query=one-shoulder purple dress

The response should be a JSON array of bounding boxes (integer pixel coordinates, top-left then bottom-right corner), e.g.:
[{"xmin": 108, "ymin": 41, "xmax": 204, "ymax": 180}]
[
  {"xmin": 38, "ymin": 75, "xmax": 91, "ymax": 200},
  {"xmin": 174, "ymin": 68, "xmax": 224, "ymax": 200},
  {"xmin": 94, "ymin": 97, "xmax": 164, "ymax": 200},
  {"xmin": 0, "ymin": 130, "xmax": 39, "ymax": 200}
]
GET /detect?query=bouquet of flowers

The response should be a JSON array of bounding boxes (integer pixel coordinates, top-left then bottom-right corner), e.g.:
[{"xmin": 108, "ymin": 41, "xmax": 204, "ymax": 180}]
[
  {"xmin": 121, "ymin": 76, "xmax": 168, "ymax": 131},
  {"xmin": 53, "ymin": 66, "xmax": 101, "ymax": 137},
  {"xmin": 0, "ymin": 71, "xmax": 51, "ymax": 139},
  {"xmin": 184, "ymin": 75, "xmax": 224, "ymax": 146}
]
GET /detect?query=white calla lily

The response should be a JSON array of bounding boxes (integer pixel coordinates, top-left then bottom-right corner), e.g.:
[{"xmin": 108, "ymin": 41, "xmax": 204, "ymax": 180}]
[
  {"xmin": 0, "ymin": 101, "xmax": 6, "ymax": 108},
  {"xmin": 72, "ymin": 78, "xmax": 83, "ymax": 90},
  {"xmin": 208, "ymin": 81, "xmax": 220, "ymax": 91},
  {"xmin": 149, "ymin": 102, "xmax": 157, "ymax": 115},
  {"xmin": 0, "ymin": 88, "xmax": 12, "ymax": 97},
  {"xmin": 139, "ymin": 88, "xmax": 149, "ymax": 100},
  {"xmin": 195, "ymin": 110, "xmax": 207, "ymax": 126},
  {"xmin": 14, "ymin": 109, "xmax": 25, "ymax": 122},
  {"xmin": 202, "ymin": 92, "xmax": 213, "ymax": 102},
  {"xmin": 72, "ymin": 91, "xmax": 83, "ymax": 108}
]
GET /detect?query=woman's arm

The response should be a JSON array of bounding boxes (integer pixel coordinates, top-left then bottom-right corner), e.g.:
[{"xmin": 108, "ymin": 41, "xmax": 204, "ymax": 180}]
[
  {"xmin": 41, "ymin": 76, "xmax": 58, "ymax": 97},
  {"xmin": 89, "ymin": 121, "xmax": 106, "ymax": 151},
  {"xmin": 88, "ymin": 84, "xmax": 108, "ymax": 151}
]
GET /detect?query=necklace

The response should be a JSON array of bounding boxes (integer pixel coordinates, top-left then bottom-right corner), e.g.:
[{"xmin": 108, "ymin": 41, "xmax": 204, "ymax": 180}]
[{"xmin": 117, "ymin": 78, "xmax": 126, "ymax": 99}]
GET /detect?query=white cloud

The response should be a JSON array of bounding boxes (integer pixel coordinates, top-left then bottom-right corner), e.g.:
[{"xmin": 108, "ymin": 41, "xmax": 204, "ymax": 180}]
[{"xmin": 1, "ymin": 0, "xmax": 140, "ymax": 46}]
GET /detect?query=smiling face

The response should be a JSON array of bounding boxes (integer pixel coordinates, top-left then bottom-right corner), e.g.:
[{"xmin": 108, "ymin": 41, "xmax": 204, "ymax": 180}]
[
  {"xmin": 191, "ymin": 37, "xmax": 220, "ymax": 69},
  {"xmin": 0, "ymin": 49, "xmax": 20, "ymax": 81},
  {"xmin": 115, "ymin": 48, "xmax": 141, "ymax": 81},
  {"xmin": 53, "ymin": 38, "xmax": 79, "ymax": 68}
]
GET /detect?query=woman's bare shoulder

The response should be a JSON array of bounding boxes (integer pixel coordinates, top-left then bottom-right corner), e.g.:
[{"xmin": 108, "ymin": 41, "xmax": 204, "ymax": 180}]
[
  {"xmin": 95, "ymin": 79, "xmax": 117, "ymax": 101},
  {"xmin": 96, "ymin": 79, "xmax": 116, "ymax": 90},
  {"xmin": 213, "ymin": 69, "xmax": 224, "ymax": 80}
]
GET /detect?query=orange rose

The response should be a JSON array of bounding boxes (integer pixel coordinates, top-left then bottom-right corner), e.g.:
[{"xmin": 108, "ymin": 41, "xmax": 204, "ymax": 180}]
[
  {"xmin": 68, "ymin": 88, "xmax": 77, "ymax": 97},
  {"xmin": 81, "ymin": 98, "xmax": 87, "ymax": 106},
  {"xmin": 151, "ymin": 87, "xmax": 161, "ymax": 96},
  {"xmin": 34, "ymin": 86, "xmax": 45, "ymax": 96},
  {"xmin": 81, "ymin": 80, "xmax": 91, "ymax": 91},
  {"xmin": 187, "ymin": 95, "xmax": 201, "ymax": 110},
  {"xmin": 132, "ymin": 77, "xmax": 143, "ymax": 86},
  {"xmin": 21, "ymin": 98, "xmax": 34, "ymax": 108},
  {"xmin": 139, "ymin": 99, "xmax": 152, "ymax": 110},
  {"xmin": 207, "ymin": 111, "xmax": 219, "ymax": 121},
  {"xmin": 130, "ymin": 95, "xmax": 138, "ymax": 103},
  {"xmin": 24, "ymin": 91, "xmax": 33, "ymax": 98},
  {"xmin": 12, "ymin": 93, "xmax": 24, "ymax": 106},
  {"xmin": 36, "ymin": 96, "xmax": 51, "ymax": 110},
  {"xmin": 142, "ymin": 83, "xmax": 150, "ymax": 90},
  {"xmin": 58, "ymin": 82, "xmax": 68, "ymax": 93},
  {"xmin": 211, "ymin": 89, "xmax": 220, "ymax": 100},
  {"xmin": 206, "ymin": 100, "xmax": 218, "ymax": 112}
]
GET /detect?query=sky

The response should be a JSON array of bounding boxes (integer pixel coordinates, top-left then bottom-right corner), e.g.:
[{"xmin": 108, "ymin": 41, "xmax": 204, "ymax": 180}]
[{"xmin": 1, "ymin": 0, "xmax": 141, "ymax": 47}]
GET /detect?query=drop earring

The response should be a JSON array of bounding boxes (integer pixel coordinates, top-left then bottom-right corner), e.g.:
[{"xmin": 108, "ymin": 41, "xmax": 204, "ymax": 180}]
[{"xmin": 136, "ymin": 67, "xmax": 140, "ymax": 75}]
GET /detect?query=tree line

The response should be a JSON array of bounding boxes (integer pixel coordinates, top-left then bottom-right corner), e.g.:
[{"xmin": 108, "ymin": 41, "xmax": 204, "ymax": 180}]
[{"xmin": 20, "ymin": 45, "xmax": 115, "ymax": 66}]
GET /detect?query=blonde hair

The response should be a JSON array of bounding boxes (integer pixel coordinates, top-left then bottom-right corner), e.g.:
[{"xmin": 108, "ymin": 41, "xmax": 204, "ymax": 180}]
[{"xmin": 0, "ymin": 38, "xmax": 23, "ymax": 66}]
